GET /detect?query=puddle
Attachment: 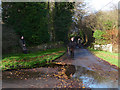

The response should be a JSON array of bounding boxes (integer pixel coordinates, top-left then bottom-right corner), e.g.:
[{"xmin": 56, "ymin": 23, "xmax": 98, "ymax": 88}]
[
  {"xmin": 69, "ymin": 65, "xmax": 118, "ymax": 88},
  {"xmin": 79, "ymin": 75, "xmax": 118, "ymax": 88}
]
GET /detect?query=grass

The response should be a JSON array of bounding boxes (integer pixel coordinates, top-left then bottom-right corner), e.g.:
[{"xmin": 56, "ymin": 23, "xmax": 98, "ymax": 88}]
[
  {"xmin": 2, "ymin": 48, "xmax": 66, "ymax": 71},
  {"xmin": 88, "ymin": 48, "xmax": 119, "ymax": 68}
]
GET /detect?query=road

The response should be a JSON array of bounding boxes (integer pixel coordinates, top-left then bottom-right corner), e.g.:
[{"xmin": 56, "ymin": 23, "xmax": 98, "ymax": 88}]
[{"xmin": 57, "ymin": 48, "xmax": 119, "ymax": 88}]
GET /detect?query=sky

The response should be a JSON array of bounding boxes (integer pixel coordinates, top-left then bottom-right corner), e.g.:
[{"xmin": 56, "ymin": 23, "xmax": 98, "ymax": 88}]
[
  {"xmin": 0, "ymin": 0, "xmax": 119, "ymax": 12},
  {"xmin": 84, "ymin": 0, "xmax": 119, "ymax": 13}
]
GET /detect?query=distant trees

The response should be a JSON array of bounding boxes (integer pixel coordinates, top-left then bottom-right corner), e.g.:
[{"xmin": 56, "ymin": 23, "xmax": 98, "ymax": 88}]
[
  {"xmin": 70, "ymin": 1, "xmax": 95, "ymax": 47},
  {"xmin": 82, "ymin": 9, "xmax": 118, "ymax": 45},
  {"xmin": 83, "ymin": 9, "xmax": 118, "ymax": 31},
  {"xmin": 68, "ymin": 2, "xmax": 118, "ymax": 47}
]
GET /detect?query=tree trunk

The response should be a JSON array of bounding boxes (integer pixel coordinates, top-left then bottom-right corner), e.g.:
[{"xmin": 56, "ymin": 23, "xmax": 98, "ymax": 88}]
[{"xmin": 47, "ymin": 2, "xmax": 55, "ymax": 42}]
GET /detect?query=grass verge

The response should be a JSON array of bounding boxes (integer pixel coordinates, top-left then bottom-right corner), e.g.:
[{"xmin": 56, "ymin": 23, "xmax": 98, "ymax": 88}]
[
  {"xmin": 88, "ymin": 48, "xmax": 119, "ymax": 68},
  {"xmin": 2, "ymin": 48, "xmax": 66, "ymax": 71}
]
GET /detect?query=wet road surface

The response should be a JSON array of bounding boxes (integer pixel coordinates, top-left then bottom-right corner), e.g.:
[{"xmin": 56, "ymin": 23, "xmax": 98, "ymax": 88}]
[
  {"xmin": 55, "ymin": 48, "xmax": 119, "ymax": 88},
  {"xmin": 2, "ymin": 48, "xmax": 119, "ymax": 88}
]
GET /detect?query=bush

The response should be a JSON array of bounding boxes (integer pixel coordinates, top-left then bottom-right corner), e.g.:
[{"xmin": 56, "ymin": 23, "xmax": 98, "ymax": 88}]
[{"xmin": 93, "ymin": 30, "xmax": 106, "ymax": 44}]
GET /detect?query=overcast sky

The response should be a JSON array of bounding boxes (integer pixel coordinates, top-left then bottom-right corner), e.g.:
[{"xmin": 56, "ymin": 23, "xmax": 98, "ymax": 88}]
[{"xmin": 84, "ymin": 0, "xmax": 119, "ymax": 13}]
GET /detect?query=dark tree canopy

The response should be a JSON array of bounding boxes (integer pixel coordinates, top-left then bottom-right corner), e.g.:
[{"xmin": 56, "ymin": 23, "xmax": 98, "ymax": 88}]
[
  {"xmin": 2, "ymin": 2, "xmax": 75, "ymax": 46},
  {"xmin": 2, "ymin": 2, "xmax": 49, "ymax": 46},
  {"xmin": 54, "ymin": 2, "xmax": 74, "ymax": 43}
]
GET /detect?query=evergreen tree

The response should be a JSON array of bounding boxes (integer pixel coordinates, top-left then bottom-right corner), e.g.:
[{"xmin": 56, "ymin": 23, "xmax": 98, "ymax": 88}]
[
  {"xmin": 54, "ymin": 2, "xmax": 74, "ymax": 43},
  {"xmin": 2, "ymin": 2, "xmax": 49, "ymax": 46}
]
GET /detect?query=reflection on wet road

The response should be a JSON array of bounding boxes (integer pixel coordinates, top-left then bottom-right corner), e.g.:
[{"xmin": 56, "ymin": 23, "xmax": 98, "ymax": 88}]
[
  {"xmin": 70, "ymin": 65, "xmax": 118, "ymax": 88},
  {"xmin": 59, "ymin": 48, "xmax": 118, "ymax": 88}
]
